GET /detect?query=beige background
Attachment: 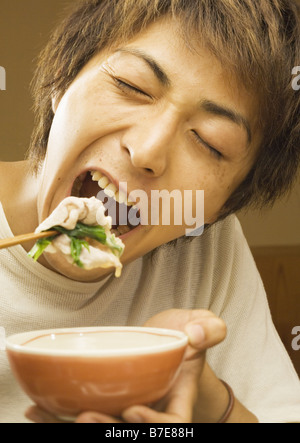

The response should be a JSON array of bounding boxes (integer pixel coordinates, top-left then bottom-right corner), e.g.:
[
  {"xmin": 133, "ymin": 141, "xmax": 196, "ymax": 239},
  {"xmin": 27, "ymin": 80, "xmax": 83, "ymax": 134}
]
[{"xmin": 0, "ymin": 0, "xmax": 299, "ymax": 247}]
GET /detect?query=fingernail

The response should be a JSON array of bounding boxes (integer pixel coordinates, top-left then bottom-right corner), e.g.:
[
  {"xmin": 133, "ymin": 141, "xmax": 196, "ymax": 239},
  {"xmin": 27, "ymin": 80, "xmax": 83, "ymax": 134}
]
[
  {"xmin": 122, "ymin": 410, "xmax": 144, "ymax": 423},
  {"xmin": 185, "ymin": 324, "xmax": 205, "ymax": 344},
  {"xmin": 76, "ymin": 412, "xmax": 106, "ymax": 423}
]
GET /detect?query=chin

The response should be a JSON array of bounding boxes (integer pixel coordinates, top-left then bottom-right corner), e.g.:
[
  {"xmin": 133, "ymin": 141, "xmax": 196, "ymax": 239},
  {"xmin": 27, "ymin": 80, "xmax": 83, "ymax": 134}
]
[{"xmin": 43, "ymin": 252, "xmax": 115, "ymax": 283}]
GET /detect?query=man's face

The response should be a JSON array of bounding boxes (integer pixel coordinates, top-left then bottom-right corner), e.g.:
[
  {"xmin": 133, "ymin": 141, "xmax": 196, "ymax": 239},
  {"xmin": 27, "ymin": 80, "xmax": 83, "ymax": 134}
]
[{"xmin": 37, "ymin": 19, "xmax": 260, "ymax": 281}]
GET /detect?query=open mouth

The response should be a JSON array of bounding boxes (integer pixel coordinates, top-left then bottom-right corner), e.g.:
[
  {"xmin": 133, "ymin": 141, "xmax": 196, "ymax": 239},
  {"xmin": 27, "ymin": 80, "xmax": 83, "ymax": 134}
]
[{"xmin": 71, "ymin": 171, "xmax": 141, "ymax": 237}]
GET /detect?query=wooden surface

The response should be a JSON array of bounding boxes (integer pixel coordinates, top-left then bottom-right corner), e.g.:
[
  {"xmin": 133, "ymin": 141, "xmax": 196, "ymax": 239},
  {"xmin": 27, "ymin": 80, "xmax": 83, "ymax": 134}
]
[{"xmin": 252, "ymin": 246, "xmax": 300, "ymax": 378}]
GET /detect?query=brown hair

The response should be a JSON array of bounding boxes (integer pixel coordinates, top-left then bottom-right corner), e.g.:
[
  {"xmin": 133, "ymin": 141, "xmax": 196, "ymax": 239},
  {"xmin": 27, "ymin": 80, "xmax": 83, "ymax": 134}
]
[{"xmin": 27, "ymin": 0, "xmax": 300, "ymax": 218}]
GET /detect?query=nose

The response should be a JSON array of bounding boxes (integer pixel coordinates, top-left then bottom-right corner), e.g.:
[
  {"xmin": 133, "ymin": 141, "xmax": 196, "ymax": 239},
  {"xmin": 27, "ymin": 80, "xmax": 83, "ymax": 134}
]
[{"xmin": 122, "ymin": 107, "xmax": 180, "ymax": 177}]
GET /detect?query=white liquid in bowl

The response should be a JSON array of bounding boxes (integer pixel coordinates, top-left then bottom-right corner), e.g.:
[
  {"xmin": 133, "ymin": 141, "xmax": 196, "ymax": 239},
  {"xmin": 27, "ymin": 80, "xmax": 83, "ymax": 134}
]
[
  {"xmin": 24, "ymin": 331, "xmax": 177, "ymax": 351},
  {"xmin": 6, "ymin": 327, "xmax": 188, "ymax": 357}
]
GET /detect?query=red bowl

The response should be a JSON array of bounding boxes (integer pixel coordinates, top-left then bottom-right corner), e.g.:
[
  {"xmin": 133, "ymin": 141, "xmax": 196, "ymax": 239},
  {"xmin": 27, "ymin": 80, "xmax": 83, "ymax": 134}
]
[{"xmin": 6, "ymin": 326, "xmax": 188, "ymax": 420}]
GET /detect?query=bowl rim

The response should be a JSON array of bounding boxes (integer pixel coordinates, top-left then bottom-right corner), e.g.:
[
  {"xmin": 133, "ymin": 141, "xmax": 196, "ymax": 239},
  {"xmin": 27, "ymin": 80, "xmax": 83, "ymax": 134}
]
[{"xmin": 5, "ymin": 326, "xmax": 188, "ymax": 357}]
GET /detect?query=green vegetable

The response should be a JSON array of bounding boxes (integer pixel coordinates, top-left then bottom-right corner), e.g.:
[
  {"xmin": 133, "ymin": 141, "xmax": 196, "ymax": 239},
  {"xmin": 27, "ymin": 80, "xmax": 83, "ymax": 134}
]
[
  {"xmin": 28, "ymin": 223, "xmax": 124, "ymax": 267},
  {"xmin": 27, "ymin": 236, "xmax": 57, "ymax": 262},
  {"xmin": 70, "ymin": 237, "xmax": 90, "ymax": 268}
]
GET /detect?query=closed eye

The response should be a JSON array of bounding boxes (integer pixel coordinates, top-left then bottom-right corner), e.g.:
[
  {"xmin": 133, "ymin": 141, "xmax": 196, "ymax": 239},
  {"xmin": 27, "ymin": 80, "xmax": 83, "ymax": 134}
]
[
  {"xmin": 191, "ymin": 130, "xmax": 223, "ymax": 159},
  {"xmin": 113, "ymin": 78, "xmax": 152, "ymax": 99}
]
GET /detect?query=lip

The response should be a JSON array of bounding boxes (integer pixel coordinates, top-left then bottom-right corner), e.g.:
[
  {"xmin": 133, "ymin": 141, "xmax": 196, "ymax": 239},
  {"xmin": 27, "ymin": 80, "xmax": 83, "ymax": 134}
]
[{"xmin": 68, "ymin": 167, "xmax": 139, "ymax": 208}]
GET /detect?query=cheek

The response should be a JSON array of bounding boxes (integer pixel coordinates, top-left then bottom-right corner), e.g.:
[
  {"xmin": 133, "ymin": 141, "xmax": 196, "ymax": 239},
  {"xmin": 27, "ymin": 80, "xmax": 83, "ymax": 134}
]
[
  {"xmin": 47, "ymin": 77, "xmax": 117, "ymax": 160},
  {"xmin": 186, "ymin": 162, "xmax": 238, "ymax": 221}
]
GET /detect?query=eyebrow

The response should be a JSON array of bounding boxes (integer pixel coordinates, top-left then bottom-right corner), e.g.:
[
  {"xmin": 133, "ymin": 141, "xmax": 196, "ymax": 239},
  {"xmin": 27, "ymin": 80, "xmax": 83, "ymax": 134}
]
[
  {"xmin": 116, "ymin": 48, "xmax": 252, "ymax": 145},
  {"xmin": 199, "ymin": 99, "xmax": 252, "ymax": 145},
  {"xmin": 116, "ymin": 48, "xmax": 171, "ymax": 87}
]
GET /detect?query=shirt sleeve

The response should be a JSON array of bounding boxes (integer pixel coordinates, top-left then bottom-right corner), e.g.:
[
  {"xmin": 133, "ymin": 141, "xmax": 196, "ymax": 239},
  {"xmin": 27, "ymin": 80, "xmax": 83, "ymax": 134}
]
[{"xmin": 206, "ymin": 216, "xmax": 300, "ymax": 423}]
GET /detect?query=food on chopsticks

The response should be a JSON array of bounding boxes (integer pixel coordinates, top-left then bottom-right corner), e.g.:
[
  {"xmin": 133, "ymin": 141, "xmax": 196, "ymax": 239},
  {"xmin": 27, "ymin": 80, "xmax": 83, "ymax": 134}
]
[{"xmin": 28, "ymin": 197, "xmax": 125, "ymax": 277}]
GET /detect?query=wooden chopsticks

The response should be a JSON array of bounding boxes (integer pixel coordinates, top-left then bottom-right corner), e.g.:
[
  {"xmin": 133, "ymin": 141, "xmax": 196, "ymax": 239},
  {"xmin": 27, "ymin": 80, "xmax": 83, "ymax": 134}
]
[{"xmin": 0, "ymin": 231, "xmax": 58, "ymax": 250}]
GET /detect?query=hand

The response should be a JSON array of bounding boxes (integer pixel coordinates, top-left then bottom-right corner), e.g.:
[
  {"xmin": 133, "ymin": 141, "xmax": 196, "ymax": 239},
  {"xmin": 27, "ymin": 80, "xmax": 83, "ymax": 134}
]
[
  {"xmin": 77, "ymin": 309, "xmax": 226, "ymax": 423},
  {"xmin": 26, "ymin": 309, "xmax": 226, "ymax": 423}
]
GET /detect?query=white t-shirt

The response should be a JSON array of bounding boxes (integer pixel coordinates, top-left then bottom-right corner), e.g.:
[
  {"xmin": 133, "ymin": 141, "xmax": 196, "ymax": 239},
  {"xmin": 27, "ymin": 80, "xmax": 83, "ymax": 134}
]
[{"xmin": 0, "ymin": 202, "xmax": 299, "ymax": 423}]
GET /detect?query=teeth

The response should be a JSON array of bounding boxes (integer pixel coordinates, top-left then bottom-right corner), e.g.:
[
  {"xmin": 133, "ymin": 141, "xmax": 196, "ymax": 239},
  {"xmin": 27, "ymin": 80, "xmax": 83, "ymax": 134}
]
[
  {"xmin": 92, "ymin": 171, "xmax": 103, "ymax": 181},
  {"xmin": 90, "ymin": 171, "xmax": 136, "ymax": 208},
  {"xmin": 115, "ymin": 191, "xmax": 127, "ymax": 204},
  {"xmin": 98, "ymin": 176, "xmax": 110, "ymax": 189},
  {"xmin": 127, "ymin": 199, "xmax": 135, "ymax": 207},
  {"xmin": 104, "ymin": 183, "xmax": 118, "ymax": 197}
]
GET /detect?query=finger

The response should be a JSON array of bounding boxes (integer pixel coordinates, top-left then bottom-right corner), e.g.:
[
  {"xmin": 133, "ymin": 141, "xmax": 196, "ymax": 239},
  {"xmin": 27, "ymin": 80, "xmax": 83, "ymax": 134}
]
[
  {"xmin": 144, "ymin": 309, "xmax": 226, "ymax": 362},
  {"xmin": 144, "ymin": 308, "xmax": 213, "ymax": 331},
  {"xmin": 123, "ymin": 359, "xmax": 201, "ymax": 424},
  {"xmin": 76, "ymin": 412, "xmax": 123, "ymax": 423},
  {"xmin": 144, "ymin": 309, "xmax": 226, "ymax": 341},
  {"xmin": 122, "ymin": 405, "xmax": 183, "ymax": 424},
  {"xmin": 162, "ymin": 360, "xmax": 201, "ymax": 418},
  {"xmin": 25, "ymin": 406, "xmax": 71, "ymax": 424},
  {"xmin": 184, "ymin": 316, "xmax": 227, "ymax": 360}
]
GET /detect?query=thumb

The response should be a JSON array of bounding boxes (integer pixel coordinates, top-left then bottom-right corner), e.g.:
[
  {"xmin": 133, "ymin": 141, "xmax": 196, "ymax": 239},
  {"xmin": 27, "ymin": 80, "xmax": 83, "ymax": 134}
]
[{"xmin": 184, "ymin": 316, "xmax": 227, "ymax": 360}]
